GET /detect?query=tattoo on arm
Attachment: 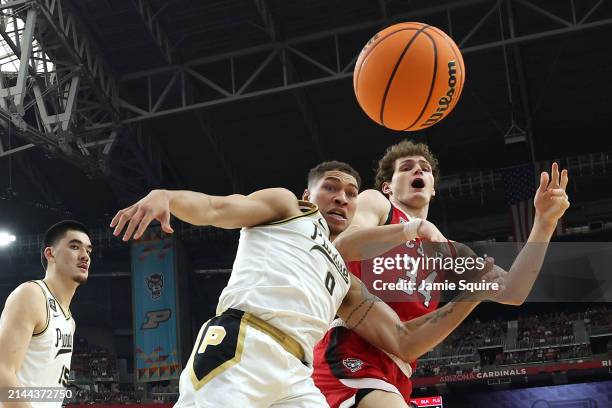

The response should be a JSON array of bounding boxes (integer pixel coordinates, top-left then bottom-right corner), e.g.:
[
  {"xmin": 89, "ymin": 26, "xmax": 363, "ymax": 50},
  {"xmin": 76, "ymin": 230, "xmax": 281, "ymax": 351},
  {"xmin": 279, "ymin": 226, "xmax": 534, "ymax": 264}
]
[
  {"xmin": 395, "ymin": 302, "xmax": 458, "ymax": 336},
  {"xmin": 344, "ymin": 299, "xmax": 368, "ymax": 324},
  {"xmin": 344, "ymin": 282, "xmax": 382, "ymax": 330},
  {"xmin": 346, "ymin": 300, "xmax": 375, "ymax": 331},
  {"xmin": 424, "ymin": 302, "xmax": 456, "ymax": 325}
]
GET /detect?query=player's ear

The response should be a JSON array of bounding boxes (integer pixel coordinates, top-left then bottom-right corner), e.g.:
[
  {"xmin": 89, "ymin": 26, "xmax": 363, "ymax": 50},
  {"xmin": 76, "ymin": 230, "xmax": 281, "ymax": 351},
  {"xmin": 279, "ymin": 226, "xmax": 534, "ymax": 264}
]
[
  {"xmin": 43, "ymin": 247, "xmax": 54, "ymax": 265},
  {"xmin": 382, "ymin": 182, "xmax": 392, "ymax": 196},
  {"xmin": 302, "ymin": 189, "xmax": 311, "ymax": 201}
]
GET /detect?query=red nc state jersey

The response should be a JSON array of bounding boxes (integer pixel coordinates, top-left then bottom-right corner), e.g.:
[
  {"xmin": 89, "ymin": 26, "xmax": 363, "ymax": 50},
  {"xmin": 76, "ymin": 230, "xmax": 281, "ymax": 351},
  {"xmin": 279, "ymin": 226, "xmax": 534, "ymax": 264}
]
[{"xmin": 350, "ymin": 203, "xmax": 449, "ymax": 322}]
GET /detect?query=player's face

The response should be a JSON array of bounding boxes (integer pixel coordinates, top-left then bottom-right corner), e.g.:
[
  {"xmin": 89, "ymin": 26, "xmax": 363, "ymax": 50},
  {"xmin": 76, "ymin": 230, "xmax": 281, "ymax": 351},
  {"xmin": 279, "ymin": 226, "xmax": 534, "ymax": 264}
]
[
  {"xmin": 305, "ymin": 171, "xmax": 358, "ymax": 237},
  {"xmin": 385, "ymin": 155, "xmax": 435, "ymax": 208},
  {"xmin": 47, "ymin": 230, "xmax": 92, "ymax": 284}
]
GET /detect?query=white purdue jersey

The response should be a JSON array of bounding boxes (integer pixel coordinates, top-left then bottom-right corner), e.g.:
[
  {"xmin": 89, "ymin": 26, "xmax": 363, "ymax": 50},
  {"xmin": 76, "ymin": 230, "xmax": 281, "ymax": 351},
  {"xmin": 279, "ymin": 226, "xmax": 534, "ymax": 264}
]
[
  {"xmin": 217, "ymin": 201, "xmax": 350, "ymax": 363},
  {"xmin": 17, "ymin": 280, "xmax": 74, "ymax": 403}
]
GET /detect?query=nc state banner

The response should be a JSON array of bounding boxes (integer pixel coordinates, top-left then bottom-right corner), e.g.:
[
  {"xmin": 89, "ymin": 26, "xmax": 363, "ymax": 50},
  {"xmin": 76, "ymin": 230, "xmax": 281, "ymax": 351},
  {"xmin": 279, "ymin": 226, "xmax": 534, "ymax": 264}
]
[{"xmin": 132, "ymin": 232, "xmax": 181, "ymax": 382}]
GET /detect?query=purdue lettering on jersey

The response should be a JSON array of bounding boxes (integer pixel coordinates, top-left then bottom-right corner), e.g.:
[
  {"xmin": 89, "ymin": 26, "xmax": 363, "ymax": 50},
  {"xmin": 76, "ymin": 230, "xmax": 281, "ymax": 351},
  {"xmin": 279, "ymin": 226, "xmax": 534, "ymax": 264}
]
[
  {"xmin": 17, "ymin": 280, "xmax": 75, "ymax": 403},
  {"xmin": 55, "ymin": 328, "xmax": 73, "ymax": 357},
  {"xmin": 309, "ymin": 222, "xmax": 349, "ymax": 284},
  {"xmin": 216, "ymin": 201, "xmax": 350, "ymax": 363}
]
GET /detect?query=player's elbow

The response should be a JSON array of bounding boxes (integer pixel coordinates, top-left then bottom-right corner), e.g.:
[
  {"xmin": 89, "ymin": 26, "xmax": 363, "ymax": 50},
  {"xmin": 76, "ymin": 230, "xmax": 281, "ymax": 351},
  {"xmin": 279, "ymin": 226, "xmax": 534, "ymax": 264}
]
[
  {"xmin": 400, "ymin": 350, "xmax": 416, "ymax": 364},
  {"xmin": 396, "ymin": 333, "xmax": 419, "ymax": 363},
  {"xmin": 0, "ymin": 364, "xmax": 18, "ymax": 384},
  {"xmin": 205, "ymin": 195, "xmax": 246, "ymax": 228},
  {"xmin": 398, "ymin": 344, "xmax": 417, "ymax": 364},
  {"xmin": 506, "ymin": 296, "xmax": 527, "ymax": 306}
]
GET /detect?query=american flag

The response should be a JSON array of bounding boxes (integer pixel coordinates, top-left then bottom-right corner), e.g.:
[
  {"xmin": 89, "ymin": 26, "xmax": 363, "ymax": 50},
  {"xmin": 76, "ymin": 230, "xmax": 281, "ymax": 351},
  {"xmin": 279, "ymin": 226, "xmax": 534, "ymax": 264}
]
[
  {"xmin": 501, "ymin": 162, "xmax": 566, "ymax": 242},
  {"xmin": 501, "ymin": 164, "xmax": 537, "ymax": 242}
]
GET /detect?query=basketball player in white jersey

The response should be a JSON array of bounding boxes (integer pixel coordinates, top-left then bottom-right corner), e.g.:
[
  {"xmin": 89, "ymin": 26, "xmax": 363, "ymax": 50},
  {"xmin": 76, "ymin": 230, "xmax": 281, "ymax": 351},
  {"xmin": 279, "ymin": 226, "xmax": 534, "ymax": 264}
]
[
  {"xmin": 111, "ymin": 161, "xmax": 505, "ymax": 408},
  {"xmin": 0, "ymin": 220, "xmax": 91, "ymax": 407}
]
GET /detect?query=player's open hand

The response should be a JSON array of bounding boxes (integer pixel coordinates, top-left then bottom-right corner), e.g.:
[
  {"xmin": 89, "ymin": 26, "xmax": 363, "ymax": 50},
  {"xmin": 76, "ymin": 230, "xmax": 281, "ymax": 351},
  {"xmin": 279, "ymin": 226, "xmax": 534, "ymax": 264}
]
[
  {"xmin": 110, "ymin": 189, "xmax": 174, "ymax": 241},
  {"xmin": 534, "ymin": 162, "xmax": 570, "ymax": 226}
]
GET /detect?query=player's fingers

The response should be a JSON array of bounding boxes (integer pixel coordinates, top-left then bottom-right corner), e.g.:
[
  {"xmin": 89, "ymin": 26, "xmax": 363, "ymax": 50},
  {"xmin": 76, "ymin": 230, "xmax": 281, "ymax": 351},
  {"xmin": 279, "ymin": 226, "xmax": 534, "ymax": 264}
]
[
  {"xmin": 538, "ymin": 171, "xmax": 549, "ymax": 192},
  {"xmin": 110, "ymin": 205, "xmax": 133, "ymax": 228},
  {"xmin": 478, "ymin": 257, "xmax": 495, "ymax": 276},
  {"xmin": 492, "ymin": 277, "xmax": 506, "ymax": 292},
  {"xmin": 550, "ymin": 162, "xmax": 560, "ymax": 188},
  {"xmin": 123, "ymin": 209, "xmax": 145, "ymax": 241},
  {"xmin": 160, "ymin": 212, "xmax": 174, "ymax": 234},
  {"xmin": 485, "ymin": 265, "xmax": 505, "ymax": 282},
  {"xmin": 554, "ymin": 196, "xmax": 571, "ymax": 209},
  {"xmin": 433, "ymin": 233, "xmax": 447, "ymax": 243},
  {"xmin": 134, "ymin": 211, "xmax": 155, "ymax": 240},
  {"xmin": 548, "ymin": 189, "xmax": 566, "ymax": 197},
  {"xmin": 560, "ymin": 169, "xmax": 569, "ymax": 190},
  {"xmin": 113, "ymin": 206, "xmax": 138, "ymax": 236}
]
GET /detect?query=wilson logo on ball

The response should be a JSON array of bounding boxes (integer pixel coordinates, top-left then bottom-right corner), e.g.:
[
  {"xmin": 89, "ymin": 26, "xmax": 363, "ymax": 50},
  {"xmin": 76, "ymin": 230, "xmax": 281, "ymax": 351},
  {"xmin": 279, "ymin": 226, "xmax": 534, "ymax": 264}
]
[{"xmin": 421, "ymin": 61, "xmax": 457, "ymax": 127}]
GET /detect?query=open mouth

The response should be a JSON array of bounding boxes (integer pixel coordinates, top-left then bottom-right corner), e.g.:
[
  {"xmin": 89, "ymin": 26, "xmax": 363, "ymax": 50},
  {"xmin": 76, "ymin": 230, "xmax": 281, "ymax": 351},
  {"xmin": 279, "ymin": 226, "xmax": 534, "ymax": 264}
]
[
  {"xmin": 411, "ymin": 178, "xmax": 425, "ymax": 189},
  {"xmin": 327, "ymin": 210, "xmax": 347, "ymax": 222},
  {"xmin": 78, "ymin": 264, "xmax": 88, "ymax": 272}
]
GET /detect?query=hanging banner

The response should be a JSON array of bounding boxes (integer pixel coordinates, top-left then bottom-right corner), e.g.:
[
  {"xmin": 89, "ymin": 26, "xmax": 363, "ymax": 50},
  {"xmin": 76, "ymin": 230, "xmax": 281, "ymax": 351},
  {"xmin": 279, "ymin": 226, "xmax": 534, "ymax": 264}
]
[{"xmin": 132, "ymin": 232, "xmax": 181, "ymax": 382}]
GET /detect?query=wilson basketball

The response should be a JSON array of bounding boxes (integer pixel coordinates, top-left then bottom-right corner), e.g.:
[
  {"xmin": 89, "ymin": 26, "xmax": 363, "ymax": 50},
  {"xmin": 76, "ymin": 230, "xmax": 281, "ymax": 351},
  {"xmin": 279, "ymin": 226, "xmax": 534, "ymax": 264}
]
[{"xmin": 354, "ymin": 22, "xmax": 465, "ymax": 131}]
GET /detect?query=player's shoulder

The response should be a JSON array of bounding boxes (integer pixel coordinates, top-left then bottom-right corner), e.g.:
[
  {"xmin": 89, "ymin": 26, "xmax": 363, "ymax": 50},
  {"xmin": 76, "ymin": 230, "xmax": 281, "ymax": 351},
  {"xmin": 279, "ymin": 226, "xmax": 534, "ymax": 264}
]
[
  {"xmin": 357, "ymin": 189, "xmax": 391, "ymax": 216},
  {"xmin": 10, "ymin": 281, "xmax": 46, "ymax": 302},
  {"xmin": 248, "ymin": 187, "xmax": 306, "ymax": 224},
  {"xmin": 249, "ymin": 187, "xmax": 300, "ymax": 212},
  {"xmin": 2, "ymin": 281, "xmax": 47, "ymax": 322}
]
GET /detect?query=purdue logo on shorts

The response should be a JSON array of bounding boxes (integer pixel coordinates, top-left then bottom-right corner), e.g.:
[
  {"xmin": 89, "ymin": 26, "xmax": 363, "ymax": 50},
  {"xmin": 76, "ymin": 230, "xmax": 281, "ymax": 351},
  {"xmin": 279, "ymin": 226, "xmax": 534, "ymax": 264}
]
[{"xmin": 189, "ymin": 312, "xmax": 247, "ymax": 389}]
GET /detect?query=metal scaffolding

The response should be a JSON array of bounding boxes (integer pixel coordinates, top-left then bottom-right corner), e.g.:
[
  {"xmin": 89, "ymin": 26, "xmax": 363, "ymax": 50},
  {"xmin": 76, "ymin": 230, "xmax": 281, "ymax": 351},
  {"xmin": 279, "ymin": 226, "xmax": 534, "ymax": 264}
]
[
  {"xmin": 79, "ymin": 0, "xmax": 612, "ymax": 127},
  {"xmin": 0, "ymin": 0, "xmax": 183, "ymax": 203},
  {"xmin": 0, "ymin": 0, "xmax": 610, "ymax": 204}
]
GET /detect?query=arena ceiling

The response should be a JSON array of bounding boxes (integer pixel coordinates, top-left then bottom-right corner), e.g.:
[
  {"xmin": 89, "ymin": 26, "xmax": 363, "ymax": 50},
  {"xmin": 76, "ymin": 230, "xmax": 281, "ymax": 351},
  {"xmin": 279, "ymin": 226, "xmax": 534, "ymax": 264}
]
[{"xmin": 1, "ymin": 0, "xmax": 612, "ymax": 241}]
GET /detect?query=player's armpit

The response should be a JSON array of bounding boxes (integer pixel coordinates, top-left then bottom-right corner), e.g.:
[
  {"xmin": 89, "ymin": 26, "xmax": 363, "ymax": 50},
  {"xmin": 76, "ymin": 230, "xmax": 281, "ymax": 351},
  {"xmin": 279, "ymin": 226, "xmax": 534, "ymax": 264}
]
[
  {"xmin": 0, "ymin": 282, "xmax": 46, "ymax": 387},
  {"xmin": 338, "ymin": 275, "xmax": 479, "ymax": 363}
]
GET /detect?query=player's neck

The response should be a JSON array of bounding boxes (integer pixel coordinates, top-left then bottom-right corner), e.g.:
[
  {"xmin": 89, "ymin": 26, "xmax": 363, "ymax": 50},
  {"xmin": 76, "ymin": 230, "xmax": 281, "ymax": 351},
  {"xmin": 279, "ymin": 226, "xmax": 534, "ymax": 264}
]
[
  {"xmin": 390, "ymin": 197, "xmax": 429, "ymax": 220},
  {"xmin": 43, "ymin": 273, "xmax": 77, "ymax": 311}
]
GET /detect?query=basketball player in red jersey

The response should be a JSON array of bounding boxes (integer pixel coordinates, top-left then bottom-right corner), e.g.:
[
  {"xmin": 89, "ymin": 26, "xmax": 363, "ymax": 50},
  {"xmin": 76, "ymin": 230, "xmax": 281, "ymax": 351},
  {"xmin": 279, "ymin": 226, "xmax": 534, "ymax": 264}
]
[{"xmin": 312, "ymin": 141, "xmax": 570, "ymax": 408}]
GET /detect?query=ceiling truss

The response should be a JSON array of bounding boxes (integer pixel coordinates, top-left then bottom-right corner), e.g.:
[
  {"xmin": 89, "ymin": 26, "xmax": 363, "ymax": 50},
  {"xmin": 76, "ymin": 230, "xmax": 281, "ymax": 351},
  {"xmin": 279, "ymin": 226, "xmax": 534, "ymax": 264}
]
[
  {"xmin": 79, "ymin": 0, "xmax": 612, "ymax": 128},
  {"xmin": 0, "ymin": 0, "xmax": 609, "ymax": 208}
]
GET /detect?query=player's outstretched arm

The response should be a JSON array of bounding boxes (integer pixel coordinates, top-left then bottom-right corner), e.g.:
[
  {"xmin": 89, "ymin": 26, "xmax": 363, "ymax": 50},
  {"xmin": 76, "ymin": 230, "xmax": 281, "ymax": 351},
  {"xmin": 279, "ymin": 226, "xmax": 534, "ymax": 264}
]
[
  {"xmin": 337, "ymin": 260, "xmax": 505, "ymax": 363},
  {"xmin": 0, "ymin": 283, "xmax": 47, "ymax": 407},
  {"xmin": 110, "ymin": 188, "xmax": 302, "ymax": 241},
  {"xmin": 334, "ymin": 189, "xmax": 446, "ymax": 260},
  {"xmin": 493, "ymin": 163, "xmax": 570, "ymax": 305}
]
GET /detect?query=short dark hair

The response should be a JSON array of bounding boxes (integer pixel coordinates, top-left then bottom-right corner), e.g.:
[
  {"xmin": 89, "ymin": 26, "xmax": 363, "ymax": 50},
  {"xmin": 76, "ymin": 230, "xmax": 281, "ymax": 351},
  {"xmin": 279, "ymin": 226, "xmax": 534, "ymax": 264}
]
[
  {"xmin": 41, "ymin": 220, "xmax": 91, "ymax": 268},
  {"xmin": 307, "ymin": 161, "xmax": 361, "ymax": 189}
]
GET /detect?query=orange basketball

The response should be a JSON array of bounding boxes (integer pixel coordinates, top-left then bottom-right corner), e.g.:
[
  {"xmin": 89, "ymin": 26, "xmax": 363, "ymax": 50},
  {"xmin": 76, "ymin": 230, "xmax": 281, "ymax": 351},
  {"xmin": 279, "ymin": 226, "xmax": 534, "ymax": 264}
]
[{"xmin": 354, "ymin": 22, "xmax": 465, "ymax": 131}]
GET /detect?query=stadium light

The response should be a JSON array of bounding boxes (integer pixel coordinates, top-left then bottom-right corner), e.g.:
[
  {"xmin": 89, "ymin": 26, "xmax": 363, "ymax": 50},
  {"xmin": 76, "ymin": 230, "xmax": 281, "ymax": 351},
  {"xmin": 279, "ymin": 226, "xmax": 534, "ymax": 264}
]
[{"xmin": 0, "ymin": 231, "xmax": 16, "ymax": 247}]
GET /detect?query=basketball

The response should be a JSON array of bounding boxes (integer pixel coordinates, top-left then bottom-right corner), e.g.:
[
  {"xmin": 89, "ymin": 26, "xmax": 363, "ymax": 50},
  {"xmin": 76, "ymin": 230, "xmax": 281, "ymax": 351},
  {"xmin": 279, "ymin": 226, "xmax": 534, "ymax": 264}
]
[{"xmin": 354, "ymin": 22, "xmax": 465, "ymax": 131}]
